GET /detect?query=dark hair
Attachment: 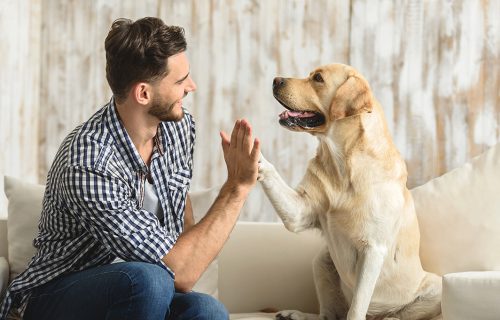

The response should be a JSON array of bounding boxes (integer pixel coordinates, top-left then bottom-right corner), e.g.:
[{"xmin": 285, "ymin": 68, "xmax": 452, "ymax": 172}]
[{"xmin": 105, "ymin": 17, "xmax": 186, "ymax": 102}]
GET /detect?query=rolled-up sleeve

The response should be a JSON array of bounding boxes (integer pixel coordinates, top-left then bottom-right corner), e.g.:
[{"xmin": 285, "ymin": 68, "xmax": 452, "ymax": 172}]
[{"xmin": 62, "ymin": 165, "xmax": 175, "ymax": 264}]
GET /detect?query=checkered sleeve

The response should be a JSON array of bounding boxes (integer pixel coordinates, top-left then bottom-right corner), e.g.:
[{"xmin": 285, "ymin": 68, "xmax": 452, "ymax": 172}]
[{"xmin": 62, "ymin": 165, "xmax": 175, "ymax": 264}]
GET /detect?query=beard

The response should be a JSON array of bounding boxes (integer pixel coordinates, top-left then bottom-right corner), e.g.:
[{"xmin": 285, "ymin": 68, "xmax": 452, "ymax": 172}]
[{"xmin": 149, "ymin": 94, "xmax": 185, "ymax": 122}]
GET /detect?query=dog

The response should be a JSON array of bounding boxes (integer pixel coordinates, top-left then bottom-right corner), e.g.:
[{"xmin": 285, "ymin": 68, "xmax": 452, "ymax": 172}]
[{"xmin": 258, "ymin": 63, "xmax": 442, "ymax": 320}]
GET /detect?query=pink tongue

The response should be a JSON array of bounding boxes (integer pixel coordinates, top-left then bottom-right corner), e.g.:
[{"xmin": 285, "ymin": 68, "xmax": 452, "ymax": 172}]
[{"xmin": 279, "ymin": 110, "xmax": 315, "ymax": 119}]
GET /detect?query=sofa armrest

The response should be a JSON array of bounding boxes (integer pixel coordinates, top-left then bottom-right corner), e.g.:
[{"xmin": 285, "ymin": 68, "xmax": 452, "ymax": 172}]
[
  {"xmin": 442, "ymin": 271, "xmax": 500, "ymax": 320},
  {"xmin": 0, "ymin": 257, "xmax": 9, "ymax": 299}
]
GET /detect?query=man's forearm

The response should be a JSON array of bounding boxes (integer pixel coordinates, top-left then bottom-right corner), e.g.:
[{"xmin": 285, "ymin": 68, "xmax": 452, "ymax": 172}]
[{"xmin": 162, "ymin": 181, "xmax": 249, "ymax": 292}]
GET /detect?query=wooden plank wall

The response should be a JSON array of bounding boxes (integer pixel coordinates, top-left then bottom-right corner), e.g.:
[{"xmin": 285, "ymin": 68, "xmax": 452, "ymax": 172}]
[
  {"xmin": 1, "ymin": 0, "xmax": 42, "ymax": 217},
  {"xmin": 1, "ymin": 0, "xmax": 499, "ymax": 221},
  {"xmin": 350, "ymin": 0, "xmax": 500, "ymax": 186}
]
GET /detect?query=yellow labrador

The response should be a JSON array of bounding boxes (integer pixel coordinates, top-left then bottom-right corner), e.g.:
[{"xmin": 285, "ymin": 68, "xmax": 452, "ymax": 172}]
[{"xmin": 258, "ymin": 64, "xmax": 442, "ymax": 320}]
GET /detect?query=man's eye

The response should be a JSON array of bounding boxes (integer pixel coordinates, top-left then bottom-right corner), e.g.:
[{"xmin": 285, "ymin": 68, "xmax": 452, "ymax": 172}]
[{"xmin": 313, "ymin": 73, "xmax": 324, "ymax": 83}]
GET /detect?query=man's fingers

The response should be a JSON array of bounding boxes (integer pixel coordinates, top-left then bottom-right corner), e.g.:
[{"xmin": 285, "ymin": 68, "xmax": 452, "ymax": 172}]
[
  {"xmin": 250, "ymin": 138, "xmax": 261, "ymax": 161},
  {"xmin": 230, "ymin": 120, "xmax": 240, "ymax": 149},
  {"xmin": 237, "ymin": 119, "xmax": 247, "ymax": 149},
  {"xmin": 220, "ymin": 131, "xmax": 230, "ymax": 154},
  {"xmin": 241, "ymin": 121, "xmax": 253, "ymax": 153},
  {"xmin": 220, "ymin": 130, "xmax": 230, "ymax": 144}
]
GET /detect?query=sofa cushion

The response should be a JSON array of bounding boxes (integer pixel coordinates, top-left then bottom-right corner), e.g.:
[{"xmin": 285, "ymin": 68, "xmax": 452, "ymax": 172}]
[
  {"xmin": 218, "ymin": 222, "xmax": 322, "ymax": 314},
  {"xmin": 3, "ymin": 176, "xmax": 219, "ymax": 298},
  {"xmin": 442, "ymin": 271, "xmax": 500, "ymax": 320},
  {"xmin": 411, "ymin": 143, "xmax": 500, "ymax": 275},
  {"xmin": 4, "ymin": 176, "xmax": 44, "ymax": 280}
]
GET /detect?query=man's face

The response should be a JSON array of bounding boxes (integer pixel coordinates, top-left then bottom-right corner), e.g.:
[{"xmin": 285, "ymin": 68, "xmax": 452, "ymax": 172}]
[{"xmin": 149, "ymin": 52, "xmax": 197, "ymax": 122}]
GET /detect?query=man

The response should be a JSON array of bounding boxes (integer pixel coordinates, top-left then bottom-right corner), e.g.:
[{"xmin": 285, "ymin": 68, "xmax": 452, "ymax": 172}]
[{"xmin": 0, "ymin": 17, "xmax": 260, "ymax": 319}]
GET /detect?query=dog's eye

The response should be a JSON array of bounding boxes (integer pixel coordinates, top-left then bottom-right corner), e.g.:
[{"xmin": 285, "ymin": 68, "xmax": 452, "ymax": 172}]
[{"xmin": 313, "ymin": 73, "xmax": 324, "ymax": 83}]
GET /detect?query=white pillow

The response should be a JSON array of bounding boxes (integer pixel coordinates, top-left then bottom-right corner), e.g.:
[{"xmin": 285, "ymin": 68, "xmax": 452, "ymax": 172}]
[
  {"xmin": 189, "ymin": 186, "xmax": 220, "ymax": 223},
  {"xmin": 4, "ymin": 176, "xmax": 44, "ymax": 280},
  {"xmin": 189, "ymin": 186, "xmax": 220, "ymax": 298},
  {"xmin": 411, "ymin": 143, "xmax": 500, "ymax": 275},
  {"xmin": 442, "ymin": 271, "xmax": 500, "ymax": 320}
]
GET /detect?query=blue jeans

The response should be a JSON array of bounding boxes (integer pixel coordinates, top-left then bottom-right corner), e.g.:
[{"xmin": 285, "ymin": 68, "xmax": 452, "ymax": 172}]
[{"xmin": 23, "ymin": 262, "xmax": 228, "ymax": 320}]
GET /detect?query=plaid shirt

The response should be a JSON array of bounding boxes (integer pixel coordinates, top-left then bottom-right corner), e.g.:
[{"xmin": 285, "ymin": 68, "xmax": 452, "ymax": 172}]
[{"xmin": 0, "ymin": 98, "xmax": 195, "ymax": 318}]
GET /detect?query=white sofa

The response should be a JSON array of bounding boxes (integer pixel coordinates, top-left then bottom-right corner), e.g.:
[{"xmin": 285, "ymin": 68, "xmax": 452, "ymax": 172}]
[{"xmin": 2, "ymin": 143, "xmax": 500, "ymax": 319}]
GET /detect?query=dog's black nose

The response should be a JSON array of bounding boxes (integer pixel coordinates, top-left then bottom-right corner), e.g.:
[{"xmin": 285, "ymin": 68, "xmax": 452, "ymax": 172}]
[{"xmin": 273, "ymin": 77, "xmax": 285, "ymax": 90}]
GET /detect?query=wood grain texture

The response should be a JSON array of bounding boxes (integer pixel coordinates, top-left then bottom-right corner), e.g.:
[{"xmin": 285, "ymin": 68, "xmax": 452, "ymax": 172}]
[
  {"xmin": 1, "ymin": 0, "xmax": 499, "ymax": 221},
  {"xmin": 161, "ymin": 0, "xmax": 351, "ymax": 221},
  {"xmin": 350, "ymin": 0, "xmax": 500, "ymax": 187},
  {"xmin": 38, "ymin": 0, "xmax": 161, "ymax": 181},
  {"xmin": 0, "ymin": 0, "xmax": 41, "ymax": 218}
]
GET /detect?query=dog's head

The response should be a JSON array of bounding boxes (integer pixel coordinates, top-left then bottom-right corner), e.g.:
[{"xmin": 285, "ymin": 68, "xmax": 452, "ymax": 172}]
[{"xmin": 272, "ymin": 63, "xmax": 374, "ymax": 134}]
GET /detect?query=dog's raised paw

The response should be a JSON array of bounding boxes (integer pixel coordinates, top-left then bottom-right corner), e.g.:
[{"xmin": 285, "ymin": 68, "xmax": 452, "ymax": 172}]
[
  {"xmin": 258, "ymin": 153, "xmax": 274, "ymax": 181},
  {"xmin": 276, "ymin": 310, "xmax": 309, "ymax": 320}
]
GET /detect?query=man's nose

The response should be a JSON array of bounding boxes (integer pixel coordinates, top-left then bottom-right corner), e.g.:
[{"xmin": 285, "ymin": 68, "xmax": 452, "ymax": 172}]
[
  {"xmin": 273, "ymin": 77, "xmax": 285, "ymax": 90},
  {"xmin": 186, "ymin": 78, "xmax": 197, "ymax": 92}
]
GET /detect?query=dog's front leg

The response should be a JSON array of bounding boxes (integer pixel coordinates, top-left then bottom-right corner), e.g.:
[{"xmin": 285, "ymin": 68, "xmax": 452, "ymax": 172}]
[
  {"xmin": 347, "ymin": 245, "xmax": 387, "ymax": 320},
  {"xmin": 258, "ymin": 153, "xmax": 319, "ymax": 232}
]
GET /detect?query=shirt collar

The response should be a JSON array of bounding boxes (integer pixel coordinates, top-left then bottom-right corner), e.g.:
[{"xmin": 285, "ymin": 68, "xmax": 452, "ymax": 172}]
[
  {"xmin": 106, "ymin": 97, "xmax": 147, "ymax": 173},
  {"xmin": 106, "ymin": 97, "xmax": 170, "ymax": 172},
  {"xmin": 154, "ymin": 125, "xmax": 166, "ymax": 157}
]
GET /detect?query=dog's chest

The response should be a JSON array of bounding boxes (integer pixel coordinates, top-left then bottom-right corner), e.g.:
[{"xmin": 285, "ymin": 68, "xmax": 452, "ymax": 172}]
[{"xmin": 321, "ymin": 220, "xmax": 359, "ymax": 286}]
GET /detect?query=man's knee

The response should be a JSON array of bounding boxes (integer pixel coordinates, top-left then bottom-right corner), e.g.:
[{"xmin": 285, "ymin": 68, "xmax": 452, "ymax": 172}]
[
  {"xmin": 197, "ymin": 294, "xmax": 228, "ymax": 319},
  {"xmin": 121, "ymin": 262, "xmax": 174, "ymax": 296},
  {"xmin": 111, "ymin": 261, "xmax": 174, "ymax": 317},
  {"xmin": 171, "ymin": 292, "xmax": 229, "ymax": 319}
]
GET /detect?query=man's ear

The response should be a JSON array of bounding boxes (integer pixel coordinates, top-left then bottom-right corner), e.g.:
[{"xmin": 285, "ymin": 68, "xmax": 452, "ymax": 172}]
[
  {"xmin": 132, "ymin": 83, "xmax": 152, "ymax": 106},
  {"xmin": 330, "ymin": 75, "xmax": 373, "ymax": 120}
]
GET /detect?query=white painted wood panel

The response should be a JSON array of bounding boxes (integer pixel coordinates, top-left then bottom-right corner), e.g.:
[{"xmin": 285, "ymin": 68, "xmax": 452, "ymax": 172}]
[
  {"xmin": 0, "ymin": 0, "xmax": 41, "ymax": 218},
  {"xmin": 161, "ymin": 0, "xmax": 351, "ymax": 221},
  {"xmin": 38, "ymin": 0, "xmax": 161, "ymax": 181},
  {"xmin": 350, "ymin": 0, "xmax": 500, "ymax": 187},
  {"xmin": 37, "ymin": 0, "xmax": 351, "ymax": 222},
  {"xmin": 1, "ymin": 0, "xmax": 498, "ymax": 222}
]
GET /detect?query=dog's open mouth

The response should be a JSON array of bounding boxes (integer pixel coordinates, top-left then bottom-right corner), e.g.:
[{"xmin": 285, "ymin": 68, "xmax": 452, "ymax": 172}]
[
  {"xmin": 275, "ymin": 99, "xmax": 325, "ymax": 129},
  {"xmin": 279, "ymin": 110, "xmax": 325, "ymax": 128}
]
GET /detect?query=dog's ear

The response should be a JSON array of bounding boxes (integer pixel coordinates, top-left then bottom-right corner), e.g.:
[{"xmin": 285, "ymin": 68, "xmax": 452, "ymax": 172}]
[{"xmin": 330, "ymin": 75, "xmax": 373, "ymax": 120}]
